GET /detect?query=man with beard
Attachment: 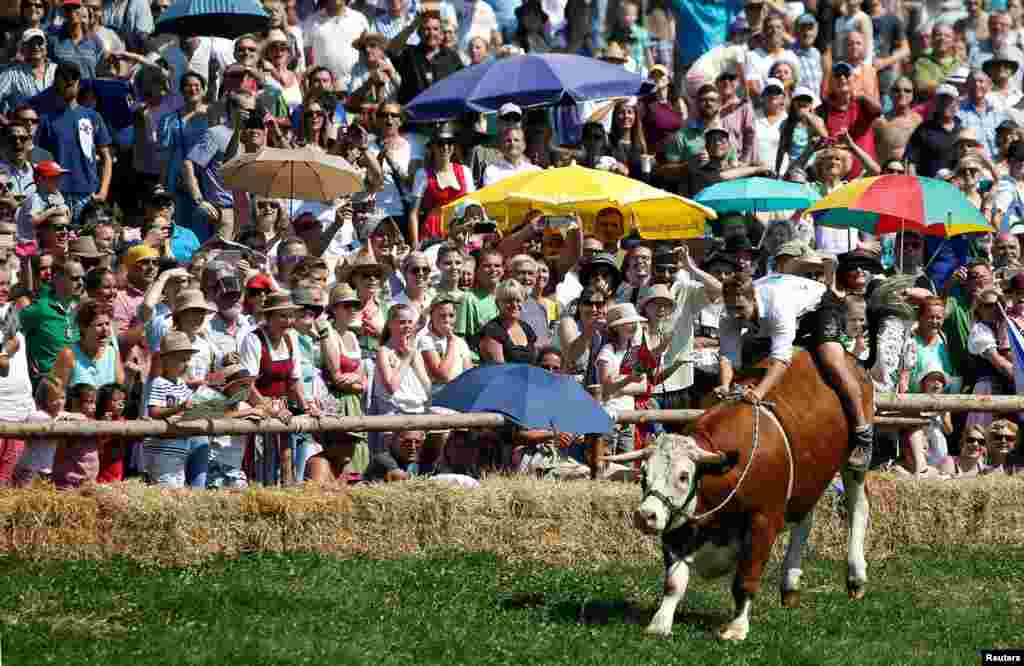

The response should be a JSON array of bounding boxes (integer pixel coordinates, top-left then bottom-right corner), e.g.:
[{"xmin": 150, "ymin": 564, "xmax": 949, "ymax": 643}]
[
  {"xmin": 112, "ymin": 244, "xmax": 159, "ymax": 335},
  {"xmin": 19, "ymin": 258, "xmax": 84, "ymax": 388},
  {"xmin": 207, "ymin": 274, "xmax": 253, "ymax": 362}
]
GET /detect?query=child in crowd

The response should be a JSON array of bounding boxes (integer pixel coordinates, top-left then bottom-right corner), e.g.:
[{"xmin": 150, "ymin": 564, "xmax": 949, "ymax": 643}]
[
  {"xmin": 207, "ymin": 365, "xmax": 258, "ymax": 489},
  {"xmin": 435, "ymin": 245, "xmax": 467, "ymax": 304},
  {"xmin": 96, "ymin": 383, "xmax": 129, "ymax": 483},
  {"xmin": 459, "ymin": 255, "xmax": 476, "ymax": 291},
  {"xmin": 896, "ymin": 369, "xmax": 953, "ymax": 478},
  {"xmin": 144, "ymin": 331, "xmax": 198, "ymax": 487},
  {"xmin": 19, "ymin": 161, "xmax": 68, "ymax": 243},
  {"xmin": 52, "ymin": 383, "xmax": 100, "ymax": 489},
  {"xmin": 14, "ymin": 377, "xmax": 84, "ymax": 485},
  {"xmin": 843, "ymin": 294, "xmax": 869, "ymax": 360}
]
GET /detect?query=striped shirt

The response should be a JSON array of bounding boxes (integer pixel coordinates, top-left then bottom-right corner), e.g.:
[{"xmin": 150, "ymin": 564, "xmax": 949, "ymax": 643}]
[
  {"xmin": 0, "ymin": 62, "xmax": 56, "ymax": 115},
  {"xmin": 794, "ymin": 46, "xmax": 823, "ymax": 102},
  {"xmin": 144, "ymin": 376, "xmax": 194, "ymax": 454},
  {"xmin": 48, "ymin": 33, "xmax": 104, "ymax": 79}
]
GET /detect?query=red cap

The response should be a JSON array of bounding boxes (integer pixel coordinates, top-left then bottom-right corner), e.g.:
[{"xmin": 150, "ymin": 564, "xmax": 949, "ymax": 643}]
[
  {"xmin": 34, "ymin": 161, "xmax": 69, "ymax": 178},
  {"xmin": 62, "ymin": 0, "xmax": 82, "ymax": 7},
  {"xmin": 246, "ymin": 274, "xmax": 274, "ymax": 290}
]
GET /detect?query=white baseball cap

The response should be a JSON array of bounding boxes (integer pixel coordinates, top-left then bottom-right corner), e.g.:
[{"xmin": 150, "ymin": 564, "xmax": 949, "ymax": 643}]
[
  {"xmin": 498, "ymin": 102, "xmax": 523, "ymax": 118},
  {"xmin": 935, "ymin": 83, "xmax": 960, "ymax": 98},
  {"xmin": 792, "ymin": 85, "xmax": 818, "ymax": 105},
  {"xmin": 762, "ymin": 77, "xmax": 785, "ymax": 95}
]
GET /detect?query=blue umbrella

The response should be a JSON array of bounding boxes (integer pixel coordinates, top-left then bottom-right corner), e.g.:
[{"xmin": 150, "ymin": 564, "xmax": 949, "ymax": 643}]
[
  {"xmin": 155, "ymin": 0, "xmax": 268, "ymax": 38},
  {"xmin": 694, "ymin": 177, "xmax": 821, "ymax": 213},
  {"xmin": 405, "ymin": 53, "xmax": 655, "ymax": 122},
  {"xmin": 432, "ymin": 364, "xmax": 614, "ymax": 435}
]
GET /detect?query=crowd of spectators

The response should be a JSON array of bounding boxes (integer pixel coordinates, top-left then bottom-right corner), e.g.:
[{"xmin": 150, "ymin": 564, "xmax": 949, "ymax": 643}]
[{"xmin": 0, "ymin": 0, "xmax": 1023, "ymax": 490}]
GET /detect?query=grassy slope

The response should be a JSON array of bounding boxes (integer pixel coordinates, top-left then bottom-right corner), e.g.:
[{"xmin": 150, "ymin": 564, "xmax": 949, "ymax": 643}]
[{"xmin": 0, "ymin": 547, "xmax": 1021, "ymax": 666}]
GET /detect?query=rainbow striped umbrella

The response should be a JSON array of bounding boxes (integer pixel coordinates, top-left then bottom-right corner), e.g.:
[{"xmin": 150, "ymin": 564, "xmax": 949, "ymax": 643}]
[{"xmin": 807, "ymin": 175, "xmax": 992, "ymax": 237}]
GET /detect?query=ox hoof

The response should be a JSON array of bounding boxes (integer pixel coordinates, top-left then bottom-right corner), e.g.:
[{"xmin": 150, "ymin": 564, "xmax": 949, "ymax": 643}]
[
  {"xmin": 847, "ymin": 581, "xmax": 866, "ymax": 600},
  {"xmin": 781, "ymin": 590, "xmax": 801, "ymax": 608},
  {"xmin": 717, "ymin": 622, "xmax": 749, "ymax": 642}
]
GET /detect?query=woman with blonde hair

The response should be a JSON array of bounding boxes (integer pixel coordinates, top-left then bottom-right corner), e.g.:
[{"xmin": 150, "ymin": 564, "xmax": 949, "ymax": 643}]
[
  {"xmin": 261, "ymin": 29, "xmax": 303, "ymax": 111},
  {"xmin": 950, "ymin": 425, "xmax": 990, "ymax": 477},
  {"xmin": 479, "ymin": 279, "xmax": 538, "ymax": 364}
]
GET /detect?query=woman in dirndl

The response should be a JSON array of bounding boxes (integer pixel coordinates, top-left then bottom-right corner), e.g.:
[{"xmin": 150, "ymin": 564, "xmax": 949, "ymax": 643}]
[{"xmin": 409, "ymin": 122, "xmax": 475, "ymax": 249}]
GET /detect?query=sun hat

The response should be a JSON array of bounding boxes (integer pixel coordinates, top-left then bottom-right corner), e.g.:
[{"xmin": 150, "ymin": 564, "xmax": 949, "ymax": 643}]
[
  {"xmin": 762, "ymin": 77, "xmax": 785, "ymax": 95},
  {"xmin": 221, "ymin": 364, "xmax": 256, "ymax": 392},
  {"xmin": 606, "ymin": 302, "xmax": 648, "ymax": 327},
  {"xmin": 173, "ymin": 289, "xmax": 216, "ymax": 314},
  {"xmin": 954, "ymin": 127, "xmax": 981, "ymax": 147},
  {"xmin": 638, "ymin": 284, "xmax": 674, "ymax": 311},
  {"xmin": 260, "ymin": 291, "xmax": 300, "ymax": 313},
  {"xmin": 498, "ymin": 102, "xmax": 523, "ymax": 119},
  {"xmin": 339, "ymin": 245, "xmax": 384, "ymax": 283},
  {"xmin": 160, "ymin": 330, "xmax": 199, "ymax": 355},
  {"xmin": 971, "ymin": 286, "xmax": 1002, "ymax": 317},
  {"xmin": 352, "ymin": 31, "xmax": 388, "ymax": 50},
  {"xmin": 983, "ymin": 47, "xmax": 1023, "ymax": 76},
  {"xmin": 649, "ymin": 64, "xmax": 669, "ymax": 77},
  {"xmin": 919, "ymin": 366, "xmax": 948, "ymax": 386},
  {"xmin": 792, "ymin": 85, "xmax": 818, "ymax": 105},
  {"xmin": 122, "ymin": 244, "xmax": 159, "ymax": 266},
  {"xmin": 329, "ymin": 283, "xmax": 361, "ymax": 307},
  {"xmin": 69, "ymin": 236, "xmax": 103, "ymax": 259}
]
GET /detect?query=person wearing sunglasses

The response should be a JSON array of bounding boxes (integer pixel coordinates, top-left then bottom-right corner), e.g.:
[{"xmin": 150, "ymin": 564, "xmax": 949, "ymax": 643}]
[
  {"xmin": 409, "ymin": 122, "xmax": 474, "ymax": 249},
  {"xmin": 19, "ymin": 258, "xmax": 86, "ymax": 389},
  {"xmin": 985, "ymin": 418, "xmax": 1020, "ymax": 474},
  {"xmin": 17, "ymin": 160, "xmax": 68, "ymax": 245},
  {"xmin": 1, "ymin": 125, "xmax": 38, "ymax": 202},
  {"xmin": 0, "ymin": 29, "xmax": 55, "ymax": 117},
  {"xmin": 349, "ymin": 32, "xmax": 401, "ymax": 105},
  {"xmin": 369, "ymin": 102, "xmax": 414, "ymax": 235}
]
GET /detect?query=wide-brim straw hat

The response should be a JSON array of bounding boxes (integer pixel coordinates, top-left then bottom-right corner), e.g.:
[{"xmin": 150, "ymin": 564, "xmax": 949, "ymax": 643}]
[
  {"xmin": 161, "ymin": 330, "xmax": 200, "ymax": 355},
  {"xmin": 70, "ymin": 235, "xmax": 104, "ymax": 259},
  {"xmin": 221, "ymin": 364, "xmax": 255, "ymax": 391},
  {"xmin": 173, "ymin": 289, "xmax": 216, "ymax": 315},
  {"xmin": 330, "ymin": 283, "xmax": 361, "ymax": 307},
  {"xmin": 261, "ymin": 291, "xmax": 300, "ymax": 313},
  {"xmin": 638, "ymin": 284, "xmax": 674, "ymax": 311},
  {"xmin": 339, "ymin": 245, "xmax": 384, "ymax": 284},
  {"xmin": 606, "ymin": 302, "xmax": 647, "ymax": 327}
]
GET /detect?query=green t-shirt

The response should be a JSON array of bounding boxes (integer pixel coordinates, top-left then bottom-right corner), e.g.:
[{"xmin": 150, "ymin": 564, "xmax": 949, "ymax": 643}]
[
  {"xmin": 19, "ymin": 289, "xmax": 80, "ymax": 384},
  {"xmin": 456, "ymin": 288, "xmax": 498, "ymax": 360},
  {"xmin": 663, "ymin": 125, "xmax": 739, "ymax": 164}
]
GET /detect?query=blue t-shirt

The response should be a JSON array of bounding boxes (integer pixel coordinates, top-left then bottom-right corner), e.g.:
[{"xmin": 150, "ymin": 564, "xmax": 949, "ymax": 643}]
[
  {"xmin": 186, "ymin": 124, "xmax": 234, "ymax": 208},
  {"xmin": 171, "ymin": 224, "xmax": 200, "ymax": 264},
  {"xmin": 37, "ymin": 104, "xmax": 112, "ymax": 196},
  {"xmin": 670, "ymin": 0, "xmax": 744, "ymax": 66}
]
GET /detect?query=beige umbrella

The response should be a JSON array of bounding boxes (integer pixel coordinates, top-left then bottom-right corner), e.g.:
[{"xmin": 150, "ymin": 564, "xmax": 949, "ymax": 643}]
[{"xmin": 221, "ymin": 147, "xmax": 365, "ymax": 202}]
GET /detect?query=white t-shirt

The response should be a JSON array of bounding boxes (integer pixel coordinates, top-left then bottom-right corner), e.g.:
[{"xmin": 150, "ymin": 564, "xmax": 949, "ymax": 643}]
[
  {"xmin": 417, "ymin": 330, "xmax": 472, "ymax": 393},
  {"xmin": 754, "ymin": 112, "xmax": 787, "ymax": 174},
  {"xmin": 744, "ymin": 48, "xmax": 798, "ymax": 90},
  {"xmin": 240, "ymin": 328, "xmax": 303, "ymax": 383},
  {"xmin": 482, "ymin": 158, "xmax": 542, "ymax": 187},
  {"xmin": 14, "ymin": 411, "xmax": 83, "ymax": 475},
  {"xmin": 370, "ymin": 138, "xmax": 422, "ymax": 218},
  {"xmin": 0, "ymin": 333, "xmax": 34, "ymax": 423},
  {"xmin": 304, "ymin": 9, "xmax": 370, "ymax": 89},
  {"xmin": 596, "ymin": 343, "xmax": 636, "ymax": 412}
]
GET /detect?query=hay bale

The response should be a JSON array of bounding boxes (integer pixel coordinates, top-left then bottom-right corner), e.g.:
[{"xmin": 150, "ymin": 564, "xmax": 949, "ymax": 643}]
[{"xmin": 1, "ymin": 475, "xmax": 1022, "ymax": 567}]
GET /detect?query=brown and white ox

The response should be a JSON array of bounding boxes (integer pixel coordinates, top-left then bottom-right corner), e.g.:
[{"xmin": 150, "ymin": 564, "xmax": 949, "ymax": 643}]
[{"xmin": 605, "ymin": 350, "xmax": 872, "ymax": 641}]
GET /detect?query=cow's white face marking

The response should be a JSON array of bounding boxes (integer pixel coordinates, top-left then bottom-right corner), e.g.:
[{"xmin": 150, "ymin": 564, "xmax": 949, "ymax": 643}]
[{"xmin": 636, "ymin": 435, "xmax": 711, "ymax": 534}]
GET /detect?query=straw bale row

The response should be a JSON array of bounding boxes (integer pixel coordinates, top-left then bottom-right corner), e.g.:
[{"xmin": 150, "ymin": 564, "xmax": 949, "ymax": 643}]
[{"xmin": 1, "ymin": 476, "xmax": 1022, "ymax": 567}]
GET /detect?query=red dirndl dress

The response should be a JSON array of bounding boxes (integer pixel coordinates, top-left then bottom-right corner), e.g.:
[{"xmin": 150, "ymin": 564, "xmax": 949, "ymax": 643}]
[
  {"xmin": 420, "ymin": 163, "xmax": 470, "ymax": 242},
  {"xmin": 242, "ymin": 328, "xmax": 296, "ymax": 484}
]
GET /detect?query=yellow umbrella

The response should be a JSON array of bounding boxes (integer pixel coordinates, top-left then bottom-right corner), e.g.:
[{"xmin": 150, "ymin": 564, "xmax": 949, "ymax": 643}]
[{"xmin": 441, "ymin": 165, "xmax": 716, "ymax": 239}]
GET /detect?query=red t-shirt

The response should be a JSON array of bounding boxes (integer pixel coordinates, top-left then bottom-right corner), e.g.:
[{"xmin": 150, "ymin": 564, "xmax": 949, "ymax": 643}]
[{"xmin": 818, "ymin": 97, "xmax": 882, "ymax": 178}]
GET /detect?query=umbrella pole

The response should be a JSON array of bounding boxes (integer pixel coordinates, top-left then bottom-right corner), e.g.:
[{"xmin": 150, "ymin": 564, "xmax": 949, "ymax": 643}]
[{"xmin": 899, "ymin": 218, "xmax": 904, "ymax": 275}]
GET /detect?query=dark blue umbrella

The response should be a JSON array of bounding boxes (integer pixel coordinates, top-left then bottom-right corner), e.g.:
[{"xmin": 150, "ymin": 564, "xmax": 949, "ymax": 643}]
[
  {"xmin": 155, "ymin": 0, "xmax": 268, "ymax": 38},
  {"xmin": 432, "ymin": 364, "xmax": 614, "ymax": 435},
  {"xmin": 405, "ymin": 53, "xmax": 655, "ymax": 122}
]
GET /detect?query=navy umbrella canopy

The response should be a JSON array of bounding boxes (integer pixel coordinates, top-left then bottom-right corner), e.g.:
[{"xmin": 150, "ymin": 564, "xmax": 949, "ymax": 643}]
[
  {"xmin": 432, "ymin": 364, "xmax": 614, "ymax": 435},
  {"xmin": 155, "ymin": 0, "xmax": 269, "ymax": 38},
  {"xmin": 405, "ymin": 53, "xmax": 656, "ymax": 122}
]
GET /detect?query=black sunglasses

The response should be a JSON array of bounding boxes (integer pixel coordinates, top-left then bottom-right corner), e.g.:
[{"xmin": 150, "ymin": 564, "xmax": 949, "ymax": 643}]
[{"xmin": 248, "ymin": 288, "xmax": 271, "ymax": 296}]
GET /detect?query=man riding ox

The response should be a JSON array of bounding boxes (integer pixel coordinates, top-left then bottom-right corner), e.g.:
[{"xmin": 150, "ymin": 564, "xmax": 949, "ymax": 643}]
[{"xmin": 604, "ymin": 272, "xmax": 879, "ymax": 641}]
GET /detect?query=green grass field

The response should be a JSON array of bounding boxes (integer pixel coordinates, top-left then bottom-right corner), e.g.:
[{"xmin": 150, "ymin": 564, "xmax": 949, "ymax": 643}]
[{"xmin": 1, "ymin": 546, "xmax": 1021, "ymax": 665}]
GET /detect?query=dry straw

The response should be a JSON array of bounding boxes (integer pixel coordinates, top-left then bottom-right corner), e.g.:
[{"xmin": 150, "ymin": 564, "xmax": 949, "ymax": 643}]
[{"xmin": 1, "ymin": 476, "xmax": 1022, "ymax": 567}]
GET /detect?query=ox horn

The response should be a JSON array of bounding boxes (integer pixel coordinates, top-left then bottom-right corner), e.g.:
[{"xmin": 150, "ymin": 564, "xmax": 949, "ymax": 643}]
[{"xmin": 601, "ymin": 448, "xmax": 655, "ymax": 463}]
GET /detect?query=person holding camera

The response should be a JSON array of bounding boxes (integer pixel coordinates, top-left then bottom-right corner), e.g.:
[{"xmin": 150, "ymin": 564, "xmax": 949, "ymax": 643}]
[{"xmin": 409, "ymin": 122, "xmax": 475, "ymax": 250}]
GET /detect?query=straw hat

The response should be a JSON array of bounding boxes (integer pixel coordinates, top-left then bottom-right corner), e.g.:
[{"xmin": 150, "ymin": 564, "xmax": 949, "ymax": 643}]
[
  {"xmin": 160, "ymin": 330, "xmax": 199, "ymax": 355},
  {"xmin": 606, "ymin": 303, "xmax": 647, "ymax": 327},
  {"xmin": 339, "ymin": 245, "xmax": 384, "ymax": 284},
  {"xmin": 954, "ymin": 127, "xmax": 981, "ymax": 147},
  {"xmin": 221, "ymin": 364, "xmax": 255, "ymax": 392},
  {"xmin": 292, "ymin": 286, "xmax": 326, "ymax": 308},
  {"xmin": 173, "ymin": 289, "xmax": 216, "ymax": 314},
  {"xmin": 261, "ymin": 291, "xmax": 300, "ymax": 313},
  {"xmin": 918, "ymin": 365, "xmax": 948, "ymax": 386},
  {"xmin": 352, "ymin": 31, "xmax": 388, "ymax": 50},
  {"xmin": 638, "ymin": 284, "xmax": 674, "ymax": 311},
  {"xmin": 790, "ymin": 251, "xmax": 834, "ymax": 272},
  {"xmin": 69, "ymin": 235, "xmax": 103, "ymax": 259},
  {"xmin": 971, "ymin": 286, "xmax": 1002, "ymax": 317},
  {"xmin": 330, "ymin": 283, "xmax": 361, "ymax": 307}
]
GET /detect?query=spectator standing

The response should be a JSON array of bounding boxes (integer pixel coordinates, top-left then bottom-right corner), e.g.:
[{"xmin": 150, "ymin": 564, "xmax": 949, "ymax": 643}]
[
  {"xmin": 14, "ymin": 377, "xmax": 84, "ymax": 485},
  {"xmin": 965, "ymin": 287, "xmax": 1014, "ymax": 430},
  {"xmin": 410, "ymin": 123, "xmax": 474, "ymax": 249},
  {"xmin": 914, "ymin": 22, "xmax": 963, "ymax": 100},
  {"xmin": 393, "ymin": 10, "xmax": 463, "ymax": 105},
  {"xmin": 0, "ymin": 29, "xmax": 55, "ymax": 115},
  {"xmin": 482, "ymin": 126, "xmax": 542, "ymax": 186},
  {"xmin": 717, "ymin": 70, "xmax": 757, "ymax": 163},
  {"xmin": 101, "ymin": 0, "xmax": 155, "ymax": 52},
  {"xmin": 957, "ymin": 69, "xmax": 1006, "ymax": 159},
  {"xmin": 817, "ymin": 61, "xmax": 882, "ymax": 178},
  {"xmin": 0, "ymin": 324, "xmax": 34, "ymax": 488},
  {"xmin": 112, "ymin": 244, "xmax": 158, "ymax": 334},
  {"xmin": 419, "ymin": 295, "xmax": 473, "ymax": 390},
  {"xmin": 303, "ymin": 0, "xmax": 370, "ymax": 91},
  {"xmin": 872, "ymin": 76, "xmax": 923, "ymax": 164},
  {"xmin": 49, "ymin": 0, "xmax": 104, "ymax": 79},
  {"xmin": 371, "ymin": 303, "xmax": 431, "ymax": 449},
  {"xmin": 50, "ymin": 298, "xmax": 124, "ymax": 390},
  {"xmin": 596, "ymin": 302, "xmax": 647, "ymax": 453},
  {"xmin": 456, "ymin": 247, "xmax": 503, "ymax": 356},
  {"xmin": 641, "ymin": 64, "xmax": 684, "ymax": 154},
  {"xmin": 792, "ymin": 14, "xmax": 823, "ymax": 99},
  {"xmin": 159, "ymin": 71, "xmax": 210, "ymax": 233},
  {"xmin": 905, "ymin": 84, "xmax": 962, "ymax": 177},
  {"xmin": 36, "ymin": 63, "xmax": 112, "ymax": 222},
  {"xmin": 19, "ymin": 258, "xmax": 83, "ymax": 388},
  {"xmin": 144, "ymin": 330, "xmax": 199, "ymax": 487}
]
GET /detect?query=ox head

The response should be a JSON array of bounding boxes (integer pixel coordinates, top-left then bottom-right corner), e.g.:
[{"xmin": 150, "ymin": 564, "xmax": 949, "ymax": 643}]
[{"xmin": 605, "ymin": 434, "xmax": 738, "ymax": 535}]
